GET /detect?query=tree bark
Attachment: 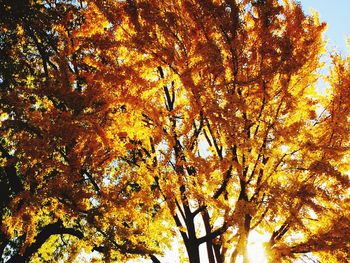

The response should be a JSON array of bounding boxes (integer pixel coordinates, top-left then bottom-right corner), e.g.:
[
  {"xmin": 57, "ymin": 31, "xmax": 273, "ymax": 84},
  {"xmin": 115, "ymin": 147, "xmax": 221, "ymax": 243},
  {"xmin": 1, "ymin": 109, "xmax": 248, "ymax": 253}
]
[
  {"xmin": 202, "ymin": 209, "xmax": 215, "ymax": 263},
  {"xmin": 185, "ymin": 240, "xmax": 200, "ymax": 263}
]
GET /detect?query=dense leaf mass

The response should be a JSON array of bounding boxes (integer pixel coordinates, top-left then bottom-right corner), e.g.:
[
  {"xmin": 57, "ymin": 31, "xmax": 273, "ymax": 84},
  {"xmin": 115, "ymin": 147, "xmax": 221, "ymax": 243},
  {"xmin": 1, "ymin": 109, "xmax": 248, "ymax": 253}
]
[{"xmin": 1, "ymin": 0, "xmax": 350, "ymax": 262}]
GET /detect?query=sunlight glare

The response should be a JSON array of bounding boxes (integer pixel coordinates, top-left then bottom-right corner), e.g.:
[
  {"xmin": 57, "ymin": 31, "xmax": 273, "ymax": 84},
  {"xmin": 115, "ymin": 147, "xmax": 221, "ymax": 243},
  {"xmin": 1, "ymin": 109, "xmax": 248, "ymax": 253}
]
[{"xmin": 247, "ymin": 231, "xmax": 269, "ymax": 263}]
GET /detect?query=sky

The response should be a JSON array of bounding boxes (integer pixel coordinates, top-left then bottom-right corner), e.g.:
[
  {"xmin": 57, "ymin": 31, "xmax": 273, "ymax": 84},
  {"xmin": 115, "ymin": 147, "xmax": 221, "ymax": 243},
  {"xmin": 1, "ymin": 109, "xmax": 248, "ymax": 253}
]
[{"xmin": 299, "ymin": 0, "xmax": 350, "ymax": 55}]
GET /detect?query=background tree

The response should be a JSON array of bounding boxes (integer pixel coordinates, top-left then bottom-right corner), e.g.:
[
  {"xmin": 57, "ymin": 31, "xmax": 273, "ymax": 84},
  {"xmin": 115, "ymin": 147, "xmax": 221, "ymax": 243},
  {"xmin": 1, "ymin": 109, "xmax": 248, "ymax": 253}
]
[
  {"xmin": 1, "ymin": 0, "xmax": 350, "ymax": 263},
  {"xmin": 1, "ymin": 0, "xmax": 170, "ymax": 262}
]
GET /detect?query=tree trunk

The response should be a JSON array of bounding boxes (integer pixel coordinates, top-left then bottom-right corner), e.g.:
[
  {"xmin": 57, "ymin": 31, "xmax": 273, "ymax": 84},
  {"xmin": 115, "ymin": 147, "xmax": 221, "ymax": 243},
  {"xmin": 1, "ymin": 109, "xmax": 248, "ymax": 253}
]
[
  {"xmin": 186, "ymin": 241, "xmax": 200, "ymax": 263},
  {"xmin": 242, "ymin": 214, "xmax": 252, "ymax": 263},
  {"xmin": 230, "ymin": 214, "xmax": 252, "ymax": 263},
  {"xmin": 202, "ymin": 209, "xmax": 215, "ymax": 263}
]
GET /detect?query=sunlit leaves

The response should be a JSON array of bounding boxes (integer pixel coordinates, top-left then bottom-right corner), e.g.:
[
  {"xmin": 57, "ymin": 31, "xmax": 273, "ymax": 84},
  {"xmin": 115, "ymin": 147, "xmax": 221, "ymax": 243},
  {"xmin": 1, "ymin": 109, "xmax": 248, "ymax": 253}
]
[{"xmin": 2, "ymin": 0, "xmax": 350, "ymax": 263}]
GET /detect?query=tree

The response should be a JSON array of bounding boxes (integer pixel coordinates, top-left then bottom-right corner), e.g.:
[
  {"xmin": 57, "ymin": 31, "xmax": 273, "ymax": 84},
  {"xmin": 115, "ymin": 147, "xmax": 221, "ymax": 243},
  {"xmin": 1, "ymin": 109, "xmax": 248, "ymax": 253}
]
[
  {"xmin": 1, "ymin": 0, "xmax": 350, "ymax": 262},
  {"xmin": 1, "ymin": 0, "xmax": 170, "ymax": 262}
]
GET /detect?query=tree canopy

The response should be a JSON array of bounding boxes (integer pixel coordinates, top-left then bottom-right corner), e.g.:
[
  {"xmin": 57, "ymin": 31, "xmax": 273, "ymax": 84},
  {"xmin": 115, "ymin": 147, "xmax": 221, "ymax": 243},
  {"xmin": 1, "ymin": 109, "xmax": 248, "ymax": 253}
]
[{"xmin": 1, "ymin": 0, "xmax": 350, "ymax": 262}]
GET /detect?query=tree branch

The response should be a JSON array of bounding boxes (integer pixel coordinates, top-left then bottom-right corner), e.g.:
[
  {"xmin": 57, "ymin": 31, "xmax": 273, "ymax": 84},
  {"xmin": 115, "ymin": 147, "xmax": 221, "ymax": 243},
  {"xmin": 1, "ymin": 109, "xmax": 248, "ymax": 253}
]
[
  {"xmin": 150, "ymin": 254, "xmax": 161, "ymax": 263},
  {"xmin": 197, "ymin": 223, "xmax": 228, "ymax": 245},
  {"xmin": 191, "ymin": 205, "xmax": 207, "ymax": 218},
  {"xmin": 8, "ymin": 219, "xmax": 83, "ymax": 263}
]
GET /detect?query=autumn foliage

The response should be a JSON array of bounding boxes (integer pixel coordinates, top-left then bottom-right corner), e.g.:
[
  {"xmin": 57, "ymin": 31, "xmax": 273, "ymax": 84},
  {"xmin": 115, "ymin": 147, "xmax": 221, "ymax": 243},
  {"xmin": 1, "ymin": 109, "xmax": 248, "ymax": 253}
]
[{"xmin": 1, "ymin": 0, "xmax": 350, "ymax": 262}]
